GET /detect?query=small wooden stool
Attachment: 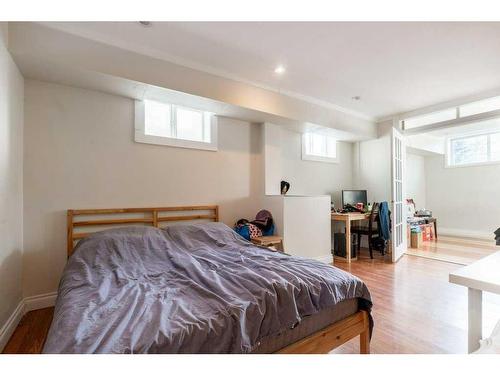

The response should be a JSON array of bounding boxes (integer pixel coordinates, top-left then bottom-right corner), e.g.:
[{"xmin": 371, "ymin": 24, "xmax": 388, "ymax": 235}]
[{"xmin": 251, "ymin": 236, "xmax": 284, "ymax": 252}]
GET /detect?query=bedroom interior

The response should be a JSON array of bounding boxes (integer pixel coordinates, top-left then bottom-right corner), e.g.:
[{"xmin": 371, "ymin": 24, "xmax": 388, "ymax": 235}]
[{"xmin": 2, "ymin": 3, "xmax": 500, "ymax": 370}]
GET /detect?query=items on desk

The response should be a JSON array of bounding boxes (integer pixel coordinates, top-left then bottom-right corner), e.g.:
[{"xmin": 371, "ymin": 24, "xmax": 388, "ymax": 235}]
[
  {"xmin": 341, "ymin": 203, "xmax": 365, "ymax": 213},
  {"xmin": 407, "ymin": 217, "xmax": 426, "ymax": 226},
  {"xmin": 415, "ymin": 209, "xmax": 432, "ymax": 217}
]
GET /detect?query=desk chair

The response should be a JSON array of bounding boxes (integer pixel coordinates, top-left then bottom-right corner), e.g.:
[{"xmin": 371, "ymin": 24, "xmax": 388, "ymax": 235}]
[{"xmin": 352, "ymin": 202, "xmax": 380, "ymax": 259}]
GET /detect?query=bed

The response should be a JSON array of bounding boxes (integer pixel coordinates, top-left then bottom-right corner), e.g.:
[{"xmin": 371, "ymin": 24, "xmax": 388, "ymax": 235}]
[{"xmin": 43, "ymin": 205, "xmax": 373, "ymax": 354}]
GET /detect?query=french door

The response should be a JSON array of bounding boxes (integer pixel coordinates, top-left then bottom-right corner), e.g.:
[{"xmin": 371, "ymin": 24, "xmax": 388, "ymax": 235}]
[{"xmin": 391, "ymin": 127, "xmax": 407, "ymax": 262}]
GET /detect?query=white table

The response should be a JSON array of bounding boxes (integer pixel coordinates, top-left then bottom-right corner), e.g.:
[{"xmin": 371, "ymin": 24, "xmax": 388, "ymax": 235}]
[{"xmin": 449, "ymin": 251, "xmax": 500, "ymax": 353}]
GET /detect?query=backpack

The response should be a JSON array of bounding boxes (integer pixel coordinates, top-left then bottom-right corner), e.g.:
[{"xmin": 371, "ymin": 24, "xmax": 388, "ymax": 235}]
[{"xmin": 234, "ymin": 219, "xmax": 262, "ymax": 240}]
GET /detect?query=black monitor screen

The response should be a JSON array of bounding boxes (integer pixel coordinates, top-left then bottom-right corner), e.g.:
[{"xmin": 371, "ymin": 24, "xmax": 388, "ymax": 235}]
[{"xmin": 342, "ymin": 190, "xmax": 367, "ymax": 207}]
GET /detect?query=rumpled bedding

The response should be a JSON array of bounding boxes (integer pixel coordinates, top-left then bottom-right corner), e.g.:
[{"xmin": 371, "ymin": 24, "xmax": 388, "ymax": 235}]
[{"xmin": 43, "ymin": 222, "xmax": 372, "ymax": 353}]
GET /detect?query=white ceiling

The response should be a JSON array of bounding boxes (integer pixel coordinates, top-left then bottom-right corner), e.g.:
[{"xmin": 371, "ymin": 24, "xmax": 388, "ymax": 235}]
[{"xmin": 40, "ymin": 21, "xmax": 500, "ymax": 120}]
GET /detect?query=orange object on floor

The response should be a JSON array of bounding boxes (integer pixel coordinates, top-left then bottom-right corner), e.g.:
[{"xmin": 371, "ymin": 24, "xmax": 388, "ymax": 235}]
[{"xmin": 420, "ymin": 224, "xmax": 435, "ymax": 241}]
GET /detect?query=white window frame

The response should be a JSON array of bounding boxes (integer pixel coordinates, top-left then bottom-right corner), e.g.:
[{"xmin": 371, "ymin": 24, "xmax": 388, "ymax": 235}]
[
  {"xmin": 401, "ymin": 95, "xmax": 500, "ymax": 133},
  {"xmin": 402, "ymin": 108, "xmax": 457, "ymax": 130},
  {"xmin": 445, "ymin": 130, "xmax": 500, "ymax": 168},
  {"xmin": 134, "ymin": 100, "xmax": 218, "ymax": 151},
  {"xmin": 301, "ymin": 133, "xmax": 339, "ymax": 164}
]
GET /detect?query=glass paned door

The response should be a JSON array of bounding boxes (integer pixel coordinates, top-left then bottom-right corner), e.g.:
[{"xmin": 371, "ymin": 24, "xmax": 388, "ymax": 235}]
[{"xmin": 392, "ymin": 127, "xmax": 406, "ymax": 262}]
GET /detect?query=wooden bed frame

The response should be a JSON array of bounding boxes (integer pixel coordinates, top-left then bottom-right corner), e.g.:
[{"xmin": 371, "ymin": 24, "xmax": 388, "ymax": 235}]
[
  {"xmin": 67, "ymin": 205, "xmax": 219, "ymax": 257},
  {"xmin": 66, "ymin": 205, "xmax": 370, "ymax": 354}
]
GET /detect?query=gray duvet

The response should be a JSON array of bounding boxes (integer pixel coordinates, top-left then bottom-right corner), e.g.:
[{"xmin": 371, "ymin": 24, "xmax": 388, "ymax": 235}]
[{"xmin": 43, "ymin": 222, "xmax": 372, "ymax": 353}]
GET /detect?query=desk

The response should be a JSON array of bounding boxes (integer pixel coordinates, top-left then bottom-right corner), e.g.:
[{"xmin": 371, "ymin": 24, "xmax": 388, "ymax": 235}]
[
  {"xmin": 331, "ymin": 212, "xmax": 370, "ymax": 263},
  {"xmin": 449, "ymin": 251, "xmax": 500, "ymax": 353}
]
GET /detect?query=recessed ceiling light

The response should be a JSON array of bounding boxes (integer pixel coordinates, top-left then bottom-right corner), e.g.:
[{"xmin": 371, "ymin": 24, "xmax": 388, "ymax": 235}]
[
  {"xmin": 274, "ymin": 65, "xmax": 286, "ymax": 75},
  {"xmin": 352, "ymin": 96, "xmax": 361, "ymax": 101},
  {"xmin": 138, "ymin": 21, "xmax": 152, "ymax": 27}
]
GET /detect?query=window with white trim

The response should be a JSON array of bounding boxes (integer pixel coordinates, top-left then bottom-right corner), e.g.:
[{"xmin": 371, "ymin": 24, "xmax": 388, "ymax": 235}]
[
  {"xmin": 302, "ymin": 132, "xmax": 338, "ymax": 163},
  {"xmin": 459, "ymin": 96, "xmax": 500, "ymax": 118},
  {"xmin": 447, "ymin": 131, "xmax": 500, "ymax": 167},
  {"xmin": 135, "ymin": 100, "xmax": 217, "ymax": 151},
  {"xmin": 403, "ymin": 108, "xmax": 457, "ymax": 130},
  {"xmin": 401, "ymin": 95, "xmax": 500, "ymax": 131}
]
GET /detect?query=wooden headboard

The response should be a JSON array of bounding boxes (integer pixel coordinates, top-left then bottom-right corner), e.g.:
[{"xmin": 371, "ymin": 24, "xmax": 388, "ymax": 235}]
[{"xmin": 67, "ymin": 205, "xmax": 219, "ymax": 257}]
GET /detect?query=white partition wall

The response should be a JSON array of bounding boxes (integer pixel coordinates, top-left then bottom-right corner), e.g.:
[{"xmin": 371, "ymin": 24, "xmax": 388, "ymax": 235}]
[
  {"xmin": 263, "ymin": 195, "xmax": 332, "ymax": 263},
  {"xmin": 283, "ymin": 195, "xmax": 332, "ymax": 262}
]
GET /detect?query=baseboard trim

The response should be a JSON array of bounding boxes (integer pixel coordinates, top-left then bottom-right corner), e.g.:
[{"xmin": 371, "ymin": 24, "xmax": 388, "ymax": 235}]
[
  {"xmin": 0, "ymin": 299, "xmax": 24, "ymax": 352},
  {"xmin": 0, "ymin": 291, "xmax": 57, "ymax": 352},
  {"xmin": 439, "ymin": 228, "xmax": 494, "ymax": 241},
  {"xmin": 23, "ymin": 292, "xmax": 58, "ymax": 312}
]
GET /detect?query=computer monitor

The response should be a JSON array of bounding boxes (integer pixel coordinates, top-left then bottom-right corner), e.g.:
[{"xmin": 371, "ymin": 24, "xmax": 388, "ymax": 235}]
[{"xmin": 342, "ymin": 190, "xmax": 368, "ymax": 208}]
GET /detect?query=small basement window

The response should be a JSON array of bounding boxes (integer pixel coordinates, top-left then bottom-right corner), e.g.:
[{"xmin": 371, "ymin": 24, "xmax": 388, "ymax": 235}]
[
  {"xmin": 402, "ymin": 108, "xmax": 457, "ymax": 130},
  {"xmin": 135, "ymin": 100, "xmax": 217, "ymax": 151},
  {"xmin": 302, "ymin": 132, "xmax": 338, "ymax": 163},
  {"xmin": 447, "ymin": 131, "xmax": 500, "ymax": 167},
  {"xmin": 401, "ymin": 95, "xmax": 500, "ymax": 132}
]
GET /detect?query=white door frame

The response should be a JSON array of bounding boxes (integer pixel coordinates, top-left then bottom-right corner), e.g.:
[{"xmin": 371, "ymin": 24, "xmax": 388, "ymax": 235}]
[{"xmin": 391, "ymin": 127, "xmax": 407, "ymax": 262}]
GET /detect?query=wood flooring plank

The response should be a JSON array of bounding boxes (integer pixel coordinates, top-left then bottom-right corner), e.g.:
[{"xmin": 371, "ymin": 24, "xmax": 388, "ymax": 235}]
[{"xmin": 2, "ymin": 307, "xmax": 54, "ymax": 354}]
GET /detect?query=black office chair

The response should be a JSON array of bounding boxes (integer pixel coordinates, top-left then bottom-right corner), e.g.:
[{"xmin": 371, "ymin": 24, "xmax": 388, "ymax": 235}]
[{"xmin": 352, "ymin": 202, "xmax": 380, "ymax": 259}]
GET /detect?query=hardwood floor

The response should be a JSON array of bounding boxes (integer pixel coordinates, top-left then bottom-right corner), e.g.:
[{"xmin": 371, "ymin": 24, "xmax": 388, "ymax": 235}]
[
  {"xmin": 3, "ymin": 238, "xmax": 500, "ymax": 354},
  {"xmin": 406, "ymin": 235, "xmax": 497, "ymax": 265},
  {"xmin": 2, "ymin": 307, "xmax": 54, "ymax": 354},
  {"xmin": 332, "ymin": 252, "xmax": 500, "ymax": 354}
]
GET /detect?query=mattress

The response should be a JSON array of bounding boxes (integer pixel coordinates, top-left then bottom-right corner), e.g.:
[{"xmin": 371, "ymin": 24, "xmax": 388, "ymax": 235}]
[
  {"xmin": 251, "ymin": 298, "xmax": 359, "ymax": 353},
  {"xmin": 44, "ymin": 223, "xmax": 372, "ymax": 353}
]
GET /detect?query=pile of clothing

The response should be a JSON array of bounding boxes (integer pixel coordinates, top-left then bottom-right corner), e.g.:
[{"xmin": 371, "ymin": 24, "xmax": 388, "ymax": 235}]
[{"xmin": 234, "ymin": 210, "xmax": 274, "ymax": 241}]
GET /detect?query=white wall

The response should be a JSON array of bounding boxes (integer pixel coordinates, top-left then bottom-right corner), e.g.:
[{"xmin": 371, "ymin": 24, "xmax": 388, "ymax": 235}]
[
  {"xmin": 406, "ymin": 134, "xmax": 445, "ymax": 155},
  {"xmin": 23, "ymin": 80, "xmax": 264, "ymax": 297},
  {"xmin": 0, "ymin": 23, "xmax": 24, "ymax": 339},
  {"xmin": 263, "ymin": 123, "xmax": 353, "ymax": 206},
  {"xmin": 406, "ymin": 152, "xmax": 426, "ymax": 209},
  {"xmin": 425, "ymin": 155, "xmax": 500, "ymax": 239},
  {"xmin": 0, "ymin": 23, "xmax": 8, "ymax": 47},
  {"xmin": 352, "ymin": 134, "xmax": 392, "ymax": 203},
  {"xmin": 282, "ymin": 196, "xmax": 331, "ymax": 262},
  {"xmin": 262, "ymin": 195, "xmax": 332, "ymax": 262}
]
